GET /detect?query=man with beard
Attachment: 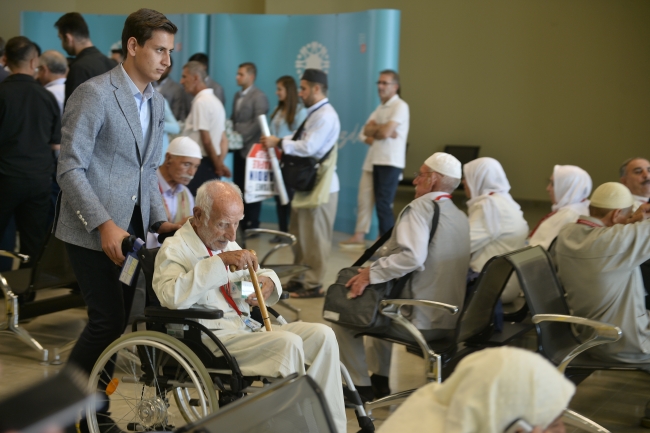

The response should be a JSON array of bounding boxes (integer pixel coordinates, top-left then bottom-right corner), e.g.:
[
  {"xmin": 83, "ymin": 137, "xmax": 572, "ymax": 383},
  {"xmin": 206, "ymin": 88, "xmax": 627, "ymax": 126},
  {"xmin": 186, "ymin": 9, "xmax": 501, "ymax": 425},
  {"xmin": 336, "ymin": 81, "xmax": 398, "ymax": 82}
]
[
  {"xmin": 261, "ymin": 69, "xmax": 340, "ymax": 298},
  {"xmin": 620, "ymin": 157, "xmax": 650, "ymax": 211},
  {"xmin": 147, "ymin": 136, "xmax": 202, "ymax": 247},
  {"xmin": 54, "ymin": 12, "xmax": 115, "ymax": 104}
]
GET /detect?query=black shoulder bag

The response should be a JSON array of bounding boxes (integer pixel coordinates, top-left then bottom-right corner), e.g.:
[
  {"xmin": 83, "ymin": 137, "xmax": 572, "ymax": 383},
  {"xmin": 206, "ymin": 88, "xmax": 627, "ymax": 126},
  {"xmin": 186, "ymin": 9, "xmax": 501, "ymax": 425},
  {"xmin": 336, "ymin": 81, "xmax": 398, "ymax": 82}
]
[
  {"xmin": 323, "ymin": 201, "xmax": 441, "ymax": 334},
  {"xmin": 280, "ymin": 103, "xmax": 332, "ymax": 192}
]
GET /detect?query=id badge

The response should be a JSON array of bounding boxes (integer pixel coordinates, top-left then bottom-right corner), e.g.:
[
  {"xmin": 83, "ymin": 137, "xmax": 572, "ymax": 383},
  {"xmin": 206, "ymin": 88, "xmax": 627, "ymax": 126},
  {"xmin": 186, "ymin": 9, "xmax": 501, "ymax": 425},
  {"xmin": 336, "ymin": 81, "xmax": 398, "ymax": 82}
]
[
  {"xmin": 242, "ymin": 315, "xmax": 263, "ymax": 332},
  {"xmin": 119, "ymin": 252, "xmax": 139, "ymax": 285}
]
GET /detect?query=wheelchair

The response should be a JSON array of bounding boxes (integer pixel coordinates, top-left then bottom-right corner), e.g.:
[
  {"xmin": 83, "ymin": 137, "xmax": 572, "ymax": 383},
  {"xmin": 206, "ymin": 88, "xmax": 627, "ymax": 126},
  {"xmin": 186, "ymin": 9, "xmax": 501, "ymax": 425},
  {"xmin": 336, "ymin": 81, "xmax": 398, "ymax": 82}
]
[{"xmin": 83, "ymin": 233, "xmax": 374, "ymax": 433}]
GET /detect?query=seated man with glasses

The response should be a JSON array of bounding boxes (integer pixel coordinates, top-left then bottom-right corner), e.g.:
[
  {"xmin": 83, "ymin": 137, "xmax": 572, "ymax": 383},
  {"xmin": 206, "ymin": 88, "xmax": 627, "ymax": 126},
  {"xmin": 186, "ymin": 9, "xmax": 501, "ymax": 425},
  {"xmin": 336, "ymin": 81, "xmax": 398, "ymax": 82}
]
[{"xmin": 333, "ymin": 152, "xmax": 470, "ymax": 403}]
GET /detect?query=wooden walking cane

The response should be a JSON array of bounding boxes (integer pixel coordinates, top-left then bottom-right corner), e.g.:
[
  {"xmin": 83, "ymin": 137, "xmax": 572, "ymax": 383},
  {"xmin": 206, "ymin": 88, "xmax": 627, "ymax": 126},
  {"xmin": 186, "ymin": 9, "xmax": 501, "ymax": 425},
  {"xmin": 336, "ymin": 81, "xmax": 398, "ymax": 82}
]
[{"xmin": 229, "ymin": 250, "xmax": 272, "ymax": 332}]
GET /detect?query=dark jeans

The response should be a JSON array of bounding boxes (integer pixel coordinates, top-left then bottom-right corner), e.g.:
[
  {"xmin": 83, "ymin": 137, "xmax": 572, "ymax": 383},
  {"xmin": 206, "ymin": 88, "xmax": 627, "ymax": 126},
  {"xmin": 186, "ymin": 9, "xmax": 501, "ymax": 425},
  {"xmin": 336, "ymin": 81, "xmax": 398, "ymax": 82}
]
[
  {"xmin": 0, "ymin": 175, "xmax": 51, "ymax": 268},
  {"xmin": 187, "ymin": 157, "xmax": 219, "ymax": 196},
  {"xmin": 65, "ymin": 208, "xmax": 145, "ymax": 377},
  {"xmin": 233, "ymin": 151, "xmax": 261, "ymax": 230},
  {"xmin": 372, "ymin": 165, "xmax": 402, "ymax": 236},
  {"xmin": 274, "ymin": 187, "xmax": 295, "ymax": 233}
]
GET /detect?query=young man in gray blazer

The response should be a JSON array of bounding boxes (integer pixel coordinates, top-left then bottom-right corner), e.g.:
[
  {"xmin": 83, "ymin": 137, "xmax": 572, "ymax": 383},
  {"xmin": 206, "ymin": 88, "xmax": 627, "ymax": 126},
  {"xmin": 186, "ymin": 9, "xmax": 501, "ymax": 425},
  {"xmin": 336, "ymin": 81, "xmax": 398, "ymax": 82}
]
[
  {"xmin": 55, "ymin": 9, "xmax": 179, "ymax": 385},
  {"xmin": 231, "ymin": 62, "xmax": 269, "ymax": 232}
]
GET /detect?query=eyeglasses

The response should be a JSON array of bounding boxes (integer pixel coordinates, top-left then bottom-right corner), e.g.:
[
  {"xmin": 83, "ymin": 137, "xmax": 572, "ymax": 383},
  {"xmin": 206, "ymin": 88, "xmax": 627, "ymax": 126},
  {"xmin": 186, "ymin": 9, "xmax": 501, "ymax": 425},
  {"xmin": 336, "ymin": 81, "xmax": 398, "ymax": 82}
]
[
  {"xmin": 376, "ymin": 81, "xmax": 396, "ymax": 86},
  {"xmin": 413, "ymin": 171, "xmax": 434, "ymax": 179}
]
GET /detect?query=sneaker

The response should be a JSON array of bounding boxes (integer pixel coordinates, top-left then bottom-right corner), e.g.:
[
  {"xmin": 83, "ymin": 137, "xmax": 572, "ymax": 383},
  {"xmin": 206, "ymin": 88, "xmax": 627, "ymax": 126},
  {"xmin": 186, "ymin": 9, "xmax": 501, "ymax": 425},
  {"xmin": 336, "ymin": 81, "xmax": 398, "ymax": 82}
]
[
  {"xmin": 268, "ymin": 235, "xmax": 288, "ymax": 244},
  {"xmin": 343, "ymin": 385, "xmax": 374, "ymax": 407}
]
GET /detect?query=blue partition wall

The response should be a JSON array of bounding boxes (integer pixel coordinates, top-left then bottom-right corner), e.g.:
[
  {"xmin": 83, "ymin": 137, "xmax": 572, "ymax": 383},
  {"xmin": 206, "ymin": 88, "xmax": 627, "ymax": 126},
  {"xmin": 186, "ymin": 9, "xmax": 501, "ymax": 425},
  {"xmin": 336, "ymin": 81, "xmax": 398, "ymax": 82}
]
[{"xmin": 22, "ymin": 10, "xmax": 401, "ymax": 237}]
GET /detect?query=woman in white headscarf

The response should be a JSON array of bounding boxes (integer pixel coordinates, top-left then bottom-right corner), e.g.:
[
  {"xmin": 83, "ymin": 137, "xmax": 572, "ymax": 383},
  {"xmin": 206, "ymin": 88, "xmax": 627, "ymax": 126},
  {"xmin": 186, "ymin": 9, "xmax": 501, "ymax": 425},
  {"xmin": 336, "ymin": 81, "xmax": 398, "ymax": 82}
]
[
  {"xmin": 528, "ymin": 165, "xmax": 592, "ymax": 250},
  {"xmin": 378, "ymin": 347, "xmax": 575, "ymax": 433},
  {"xmin": 463, "ymin": 158, "xmax": 529, "ymax": 275}
]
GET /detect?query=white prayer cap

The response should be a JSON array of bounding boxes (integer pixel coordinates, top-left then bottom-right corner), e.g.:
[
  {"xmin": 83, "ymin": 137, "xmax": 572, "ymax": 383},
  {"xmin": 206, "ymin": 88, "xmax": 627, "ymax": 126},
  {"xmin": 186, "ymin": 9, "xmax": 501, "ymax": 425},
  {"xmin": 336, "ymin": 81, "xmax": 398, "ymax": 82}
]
[
  {"xmin": 167, "ymin": 137, "xmax": 202, "ymax": 160},
  {"xmin": 590, "ymin": 182, "xmax": 634, "ymax": 209},
  {"xmin": 424, "ymin": 152, "xmax": 462, "ymax": 179}
]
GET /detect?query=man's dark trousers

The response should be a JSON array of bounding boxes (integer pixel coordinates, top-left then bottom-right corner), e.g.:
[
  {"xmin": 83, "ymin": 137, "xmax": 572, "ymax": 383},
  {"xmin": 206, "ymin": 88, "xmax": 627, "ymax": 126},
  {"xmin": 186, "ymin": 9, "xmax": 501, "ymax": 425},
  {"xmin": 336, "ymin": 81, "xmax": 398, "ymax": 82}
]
[
  {"xmin": 372, "ymin": 165, "xmax": 402, "ymax": 236},
  {"xmin": 64, "ymin": 207, "xmax": 145, "ymax": 376},
  {"xmin": 0, "ymin": 175, "xmax": 51, "ymax": 268},
  {"xmin": 233, "ymin": 151, "xmax": 261, "ymax": 230}
]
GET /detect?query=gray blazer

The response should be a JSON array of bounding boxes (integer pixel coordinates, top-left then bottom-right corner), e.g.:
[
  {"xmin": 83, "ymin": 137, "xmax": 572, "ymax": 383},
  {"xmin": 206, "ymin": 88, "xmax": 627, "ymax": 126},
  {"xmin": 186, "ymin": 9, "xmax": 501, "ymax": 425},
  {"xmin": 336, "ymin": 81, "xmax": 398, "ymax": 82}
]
[
  {"xmin": 55, "ymin": 67, "xmax": 168, "ymax": 251},
  {"xmin": 231, "ymin": 85, "xmax": 269, "ymax": 157}
]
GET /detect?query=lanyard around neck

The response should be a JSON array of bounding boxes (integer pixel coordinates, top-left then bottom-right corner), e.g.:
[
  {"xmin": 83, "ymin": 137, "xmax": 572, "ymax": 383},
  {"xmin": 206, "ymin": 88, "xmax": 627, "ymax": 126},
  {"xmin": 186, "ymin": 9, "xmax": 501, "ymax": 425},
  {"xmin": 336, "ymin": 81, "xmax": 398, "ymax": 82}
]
[
  {"xmin": 576, "ymin": 219, "xmax": 602, "ymax": 228},
  {"xmin": 206, "ymin": 247, "xmax": 242, "ymax": 316}
]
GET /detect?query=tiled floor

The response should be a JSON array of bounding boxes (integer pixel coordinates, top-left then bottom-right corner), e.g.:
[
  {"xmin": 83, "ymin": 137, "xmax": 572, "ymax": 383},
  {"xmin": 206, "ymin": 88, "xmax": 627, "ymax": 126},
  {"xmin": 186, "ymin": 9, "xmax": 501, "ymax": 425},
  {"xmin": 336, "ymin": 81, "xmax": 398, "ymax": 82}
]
[{"xmin": 1, "ymin": 192, "xmax": 649, "ymax": 432}]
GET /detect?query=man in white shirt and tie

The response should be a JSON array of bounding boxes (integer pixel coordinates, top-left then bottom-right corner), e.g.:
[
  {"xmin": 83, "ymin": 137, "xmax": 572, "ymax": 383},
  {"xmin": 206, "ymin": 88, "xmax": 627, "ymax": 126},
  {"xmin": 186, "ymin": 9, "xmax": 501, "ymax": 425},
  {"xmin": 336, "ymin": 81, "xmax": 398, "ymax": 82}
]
[
  {"xmin": 620, "ymin": 157, "xmax": 650, "ymax": 211},
  {"xmin": 261, "ymin": 69, "xmax": 340, "ymax": 298}
]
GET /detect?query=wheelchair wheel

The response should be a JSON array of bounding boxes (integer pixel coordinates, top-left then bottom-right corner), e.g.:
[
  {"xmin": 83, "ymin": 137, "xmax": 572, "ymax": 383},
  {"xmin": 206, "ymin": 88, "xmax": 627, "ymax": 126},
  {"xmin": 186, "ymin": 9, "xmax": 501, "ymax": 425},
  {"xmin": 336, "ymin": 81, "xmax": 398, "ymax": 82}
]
[{"xmin": 87, "ymin": 331, "xmax": 218, "ymax": 433}]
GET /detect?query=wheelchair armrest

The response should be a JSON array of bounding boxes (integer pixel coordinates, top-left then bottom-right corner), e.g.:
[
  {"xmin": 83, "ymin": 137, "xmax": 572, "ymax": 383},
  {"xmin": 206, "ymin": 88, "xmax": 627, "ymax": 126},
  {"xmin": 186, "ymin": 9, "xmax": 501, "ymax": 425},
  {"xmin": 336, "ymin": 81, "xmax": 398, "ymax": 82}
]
[
  {"xmin": 532, "ymin": 314, "xmax": 622, "ymax": 374},
  {"xmin": 244, "ymin": 229, "xmax": 297, "ymax": 266},
  {"xmin": 380, "ymin": 299, "xmax": 459, "ymax": 315},
  {"xmin": 144, "ymin": 306, "xmax": 224, "ymax": 320},
  {"xmin": 0, "ymin": 250, "xmax": 29, "ymax": 264}
]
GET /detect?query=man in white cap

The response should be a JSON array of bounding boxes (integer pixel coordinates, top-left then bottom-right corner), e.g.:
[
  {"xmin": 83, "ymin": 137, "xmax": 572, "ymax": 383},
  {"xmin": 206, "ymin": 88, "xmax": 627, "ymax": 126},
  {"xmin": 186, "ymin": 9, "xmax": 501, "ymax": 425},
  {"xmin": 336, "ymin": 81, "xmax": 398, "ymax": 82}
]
[
  {"xmin": 147, "ymin": 136, "xmax": 202, "ymax": 247},
  {"xmin": 619, "ymin": 157, "xmax": 650, "ymax": 211},
  {"xmin": 554, "ymin": 182, "xmax": 650, "ymax": 366},
  {"xmin": 332, "ymin": 152, "xmax": 470, "ymax": 402}
]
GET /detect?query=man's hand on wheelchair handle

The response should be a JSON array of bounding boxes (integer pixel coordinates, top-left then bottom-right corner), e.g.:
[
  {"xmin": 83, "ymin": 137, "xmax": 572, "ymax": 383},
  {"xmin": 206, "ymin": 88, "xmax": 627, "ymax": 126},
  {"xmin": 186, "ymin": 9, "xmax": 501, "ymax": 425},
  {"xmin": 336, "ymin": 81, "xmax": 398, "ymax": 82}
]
[
  {"xmin": 246, "ymin": 276, "xmax": 274, "ymax": 307},
  {"xmin": 98, "ymin": 220, "xmax": 130, "ymax": 266},
  {"xmin": 218, "ymin": 249, "xmax": 259, "ymax": 272},
  {"xmin": 346, "ymin": 267, "xmax": 371, "ymax": 298}
]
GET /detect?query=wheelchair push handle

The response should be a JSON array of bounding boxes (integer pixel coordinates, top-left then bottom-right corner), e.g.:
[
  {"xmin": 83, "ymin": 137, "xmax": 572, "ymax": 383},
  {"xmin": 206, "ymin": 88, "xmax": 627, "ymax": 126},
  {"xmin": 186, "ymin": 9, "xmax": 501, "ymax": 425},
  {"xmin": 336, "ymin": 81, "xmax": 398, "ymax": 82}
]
[{"xmin": 228, "ymin": 250, "xmax": 273, "ymax": 332}]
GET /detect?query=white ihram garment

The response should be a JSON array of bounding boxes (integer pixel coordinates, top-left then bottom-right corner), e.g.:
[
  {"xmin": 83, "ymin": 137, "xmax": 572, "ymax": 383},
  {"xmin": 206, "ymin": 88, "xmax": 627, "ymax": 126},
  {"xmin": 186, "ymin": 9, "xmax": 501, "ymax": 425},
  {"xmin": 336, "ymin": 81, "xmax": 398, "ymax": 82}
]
[
  {"xmin": 528, "ymin": 165, "xmax": 591, "ymax": 250},
  {"xmin": 463, "ymin": 158, "xmax": 528, "ymax": 273},
  {"xmin": 153, "ymin": 220, "xmax": 347, "ymax": 433},
  {"xmin": 378, "ymin": 347, "xmax": 575, "ymax": 433}
]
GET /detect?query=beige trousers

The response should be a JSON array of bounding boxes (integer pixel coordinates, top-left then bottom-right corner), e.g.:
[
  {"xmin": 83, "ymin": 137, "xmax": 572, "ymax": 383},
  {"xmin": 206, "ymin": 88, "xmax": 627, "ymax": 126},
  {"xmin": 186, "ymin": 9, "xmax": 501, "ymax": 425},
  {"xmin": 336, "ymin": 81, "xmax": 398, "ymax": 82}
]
[
  {"xmin": 203, "ymin": 322, "xmax": 347, "ymax": 433},
  {"xmin": 354, "ymin": 170, "xmax": 375, "ymax": 234},
  {"xmin": 289, "ymin": 192, "xmax": 338, "ymax": 289}
]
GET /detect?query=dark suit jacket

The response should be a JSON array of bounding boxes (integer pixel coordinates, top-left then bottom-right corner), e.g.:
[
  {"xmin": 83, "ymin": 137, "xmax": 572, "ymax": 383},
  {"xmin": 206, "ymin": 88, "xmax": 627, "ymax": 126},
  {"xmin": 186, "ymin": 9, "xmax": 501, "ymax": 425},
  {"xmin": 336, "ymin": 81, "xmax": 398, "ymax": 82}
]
[
  {"xmin": 231, "ymin": 85, "xmax": 269, "ymax": 157},
  {"xmin": 0, "ymin": 67, "xmax": 9, "ymax": 83}
]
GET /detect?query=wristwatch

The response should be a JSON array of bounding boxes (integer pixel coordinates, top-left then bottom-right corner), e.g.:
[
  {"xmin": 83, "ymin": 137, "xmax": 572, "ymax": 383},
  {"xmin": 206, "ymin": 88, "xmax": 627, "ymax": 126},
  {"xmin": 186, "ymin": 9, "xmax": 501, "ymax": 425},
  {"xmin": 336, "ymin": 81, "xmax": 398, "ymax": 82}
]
[{"xmin": 150, "ymin": 221, "xmax": 164, "ymax": 233}]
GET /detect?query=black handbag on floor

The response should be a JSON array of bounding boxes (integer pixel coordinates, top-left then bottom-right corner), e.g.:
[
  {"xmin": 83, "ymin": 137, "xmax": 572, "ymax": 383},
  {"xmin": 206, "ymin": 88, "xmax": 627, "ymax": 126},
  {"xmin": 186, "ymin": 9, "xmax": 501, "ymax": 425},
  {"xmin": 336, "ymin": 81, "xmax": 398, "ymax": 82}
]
[{"xmin": 323, "ymin": 201, "xmax": 440, "ymax": 333}]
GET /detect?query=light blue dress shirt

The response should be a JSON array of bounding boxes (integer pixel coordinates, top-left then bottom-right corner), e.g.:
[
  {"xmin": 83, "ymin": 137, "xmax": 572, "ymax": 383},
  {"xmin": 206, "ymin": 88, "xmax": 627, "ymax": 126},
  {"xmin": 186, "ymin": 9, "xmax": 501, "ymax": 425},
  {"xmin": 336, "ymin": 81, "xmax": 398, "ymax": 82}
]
[{"xmin": 120, "ymin": 64, "xmax": 154, "ymax": 157}]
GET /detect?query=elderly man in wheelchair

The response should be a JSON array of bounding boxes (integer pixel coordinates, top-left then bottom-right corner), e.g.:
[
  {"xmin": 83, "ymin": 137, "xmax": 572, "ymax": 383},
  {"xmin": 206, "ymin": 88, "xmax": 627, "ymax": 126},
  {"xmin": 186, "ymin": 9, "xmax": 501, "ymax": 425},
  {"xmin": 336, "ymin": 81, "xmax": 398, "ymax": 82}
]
[{"xmin": 85, "ymin": 180, "xmax": 347, "ymax": 433}]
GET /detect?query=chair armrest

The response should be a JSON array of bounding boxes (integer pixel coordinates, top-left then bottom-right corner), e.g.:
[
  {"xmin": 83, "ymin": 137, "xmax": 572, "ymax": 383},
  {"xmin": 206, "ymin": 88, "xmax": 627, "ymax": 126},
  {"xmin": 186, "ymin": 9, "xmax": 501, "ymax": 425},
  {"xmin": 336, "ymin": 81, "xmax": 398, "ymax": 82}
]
[
  {"xmin": 379, "ymin": 300, "xmax": 458, "ymax": 383},
  {"xmin": 532, "ymin": 314, "xmax": 622, "ymax": 373},
  {"xmin": 144, "ymin": 306, "xmax": 224, "ymax": 320},
  {"xmin": 0, "ymin": 250, "xmax": 29, "ymax": 264},
  {"xmin": 380, "ymin": 299, "xmax": 459, "ymax": 315},
  {"xmin": 244, "ymin": 229, "xmax": 296, "ymax": 266},
  {"xmin": 562, "ymin": 409, "xmax": 609, "ymax": 433}
]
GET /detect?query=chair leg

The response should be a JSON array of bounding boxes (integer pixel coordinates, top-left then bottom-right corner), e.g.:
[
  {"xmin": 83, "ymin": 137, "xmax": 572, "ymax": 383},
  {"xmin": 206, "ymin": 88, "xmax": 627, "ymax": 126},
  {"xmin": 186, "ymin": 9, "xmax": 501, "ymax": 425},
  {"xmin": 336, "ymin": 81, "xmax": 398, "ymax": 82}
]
[
  {"xmin": 562, "ymin": 409, "xmax": 609, "ymax": 433},
  {"xmin": 364, "ymin": 389, "xmax": 415, "ymax": 413},
  {"xmin": 277, "ymin": 299, "xmax": 301, "ymax": 321},
  {"xmin": 340, "ymin": 362, "xmax": 375, "ymax": 432},
  {"xmin": 0, "ymin": 289, "xmax": 49, "ymax": 364},
  {"xmin": 51, "ymin": 339, "xmax": 78, "ymax": 365}
]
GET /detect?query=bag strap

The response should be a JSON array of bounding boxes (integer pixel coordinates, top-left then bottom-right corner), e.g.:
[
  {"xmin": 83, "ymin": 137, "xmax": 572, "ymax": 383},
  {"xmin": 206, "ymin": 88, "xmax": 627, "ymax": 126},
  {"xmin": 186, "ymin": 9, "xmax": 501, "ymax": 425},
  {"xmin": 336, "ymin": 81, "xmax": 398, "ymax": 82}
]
[
  {"xmin": 353, "ymin": 200, "xmax": 441, "ymax": 267},
  {"xmin": 291, "ymin": 101, "xmax": 329, "ymax": 141}
]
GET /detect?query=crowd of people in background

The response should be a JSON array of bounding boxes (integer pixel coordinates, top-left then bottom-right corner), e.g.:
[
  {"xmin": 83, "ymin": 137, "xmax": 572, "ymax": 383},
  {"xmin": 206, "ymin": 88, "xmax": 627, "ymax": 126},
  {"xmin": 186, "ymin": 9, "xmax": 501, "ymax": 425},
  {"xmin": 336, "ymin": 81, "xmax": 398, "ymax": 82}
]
[{"xmin": 2, "ymin": 8, "xmax": 650, "ymax": 433}]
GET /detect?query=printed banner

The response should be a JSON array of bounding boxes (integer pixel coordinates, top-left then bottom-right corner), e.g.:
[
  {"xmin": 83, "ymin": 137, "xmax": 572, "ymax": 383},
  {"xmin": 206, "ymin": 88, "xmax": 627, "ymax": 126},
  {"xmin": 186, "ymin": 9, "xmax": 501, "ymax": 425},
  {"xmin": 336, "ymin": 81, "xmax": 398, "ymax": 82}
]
[{"xmin": 244, "ymin": 144, "xmax": 282, "ymax": 204}]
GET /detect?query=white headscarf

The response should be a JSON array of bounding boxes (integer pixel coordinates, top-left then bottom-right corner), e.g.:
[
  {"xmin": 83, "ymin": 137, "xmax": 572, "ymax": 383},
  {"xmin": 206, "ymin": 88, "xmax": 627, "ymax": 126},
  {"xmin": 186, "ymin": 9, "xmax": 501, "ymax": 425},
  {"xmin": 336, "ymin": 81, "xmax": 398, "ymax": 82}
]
[
  {"xmin": 378, "ymin": 347, "xmax": 576, "ymax": 433},
  {"xmin": 552, "ymin": 165, "xmax": 592, "ymax": 213},
  {"xmin": 464, "ymin": 157, "xmax": 520, "ymax": 236}
]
